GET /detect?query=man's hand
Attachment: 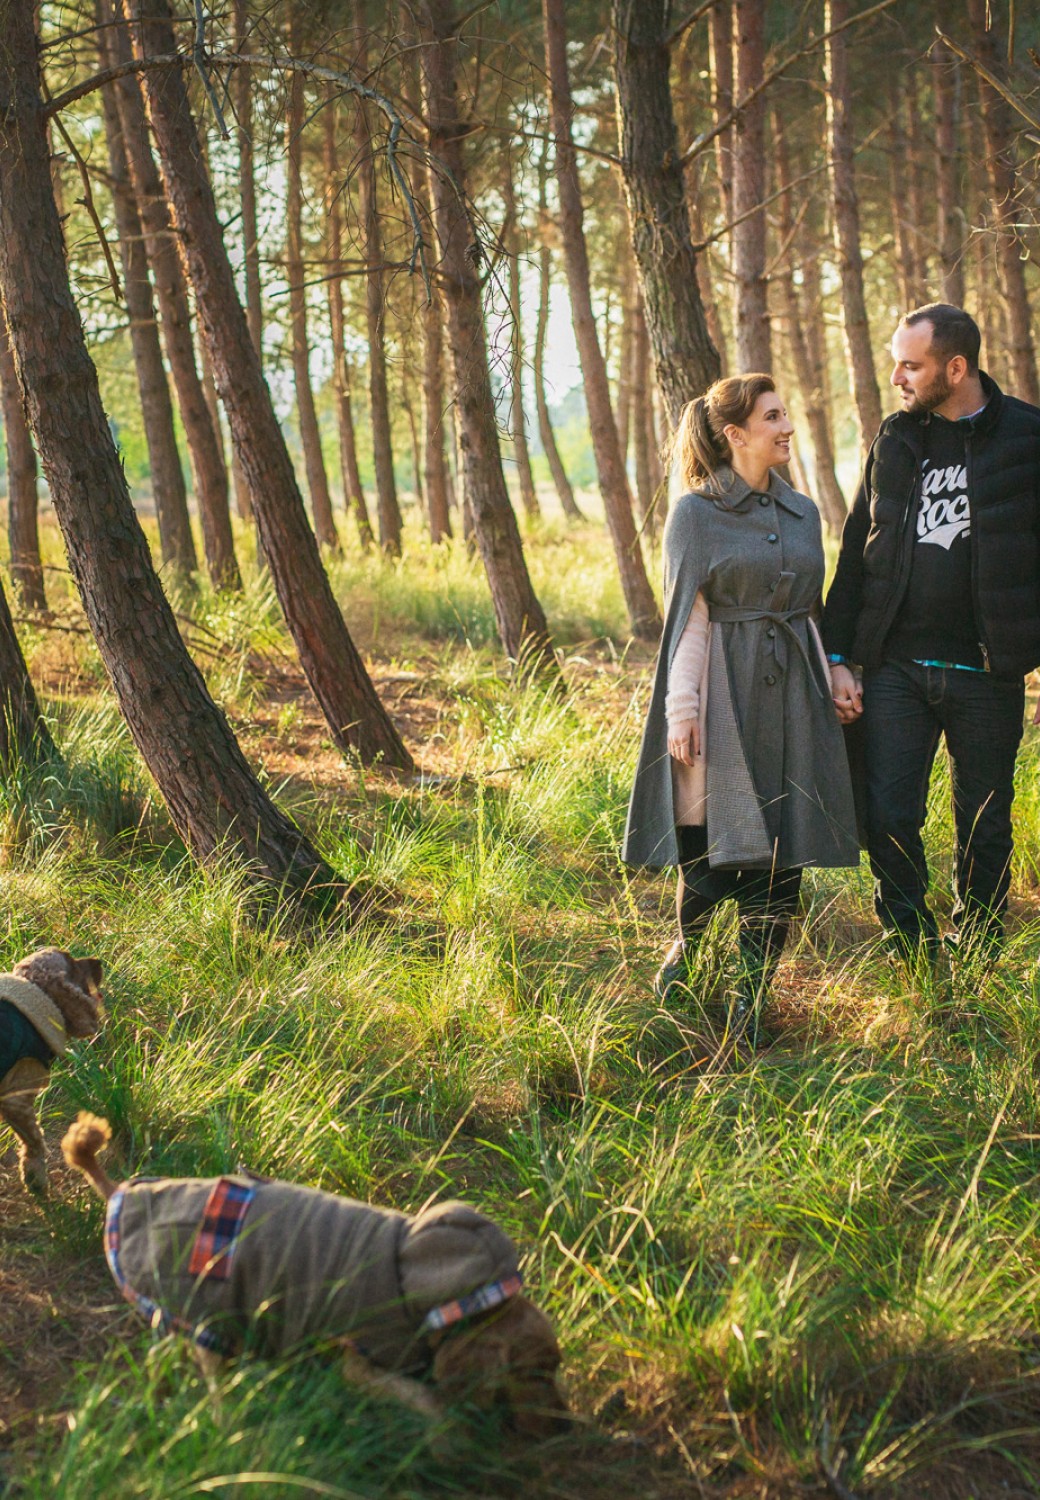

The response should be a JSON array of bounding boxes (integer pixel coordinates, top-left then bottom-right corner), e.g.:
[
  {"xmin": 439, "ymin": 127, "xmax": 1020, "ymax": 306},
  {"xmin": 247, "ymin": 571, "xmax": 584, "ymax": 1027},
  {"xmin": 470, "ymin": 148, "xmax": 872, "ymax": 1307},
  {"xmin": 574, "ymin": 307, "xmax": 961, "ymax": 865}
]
[
  {"xmin": 830, "ymin": 663, "xmax": 863, "ymax": 724},
  {"xmin": 667, "ymin": 718, "xmax": 701, "ymax": 766}
]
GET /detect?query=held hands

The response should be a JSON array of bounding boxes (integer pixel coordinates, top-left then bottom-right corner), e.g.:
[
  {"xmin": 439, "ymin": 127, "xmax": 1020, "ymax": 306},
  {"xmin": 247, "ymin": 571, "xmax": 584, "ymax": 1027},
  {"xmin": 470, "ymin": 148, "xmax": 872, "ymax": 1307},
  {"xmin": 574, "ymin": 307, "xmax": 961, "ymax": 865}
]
[
  {"xmin": 667, "ymin": 718, "xmax": 701, "ymax": 766},
  {"xmin": 830, "ymin": 663, "xmax": 863, "ymax": 724}
]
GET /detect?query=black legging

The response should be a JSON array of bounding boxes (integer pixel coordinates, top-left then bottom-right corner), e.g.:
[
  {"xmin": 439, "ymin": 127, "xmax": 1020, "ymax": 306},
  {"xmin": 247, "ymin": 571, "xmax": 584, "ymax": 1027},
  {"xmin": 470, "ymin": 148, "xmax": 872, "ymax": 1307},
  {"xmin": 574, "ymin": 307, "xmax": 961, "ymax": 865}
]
[{"xmin": 677, "ymin": 826, "xmax": 802, "ymax": 991}]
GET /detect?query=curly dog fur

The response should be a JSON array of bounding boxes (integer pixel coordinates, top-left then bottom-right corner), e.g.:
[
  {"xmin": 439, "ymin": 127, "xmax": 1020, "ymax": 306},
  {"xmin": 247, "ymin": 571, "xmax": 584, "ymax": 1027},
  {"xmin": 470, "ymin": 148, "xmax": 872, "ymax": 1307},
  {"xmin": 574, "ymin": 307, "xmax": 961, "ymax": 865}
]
[{"xmin": 0, "ymin": 950, "xmax": 104, "ymax": 1194}]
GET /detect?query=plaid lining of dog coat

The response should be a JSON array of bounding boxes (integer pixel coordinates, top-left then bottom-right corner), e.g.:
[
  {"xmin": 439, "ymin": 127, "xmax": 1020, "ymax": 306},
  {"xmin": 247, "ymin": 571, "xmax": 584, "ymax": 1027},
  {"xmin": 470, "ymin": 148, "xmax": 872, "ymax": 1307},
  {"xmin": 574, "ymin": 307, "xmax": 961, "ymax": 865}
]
[
  {"xmin": 188, "ymin": 1178, "xmax": 256, "ymax": 1280},
  {"xmin": 105, "ymin": 1179, "xmax": 256, "ymax": 1353},
  {"xmin": 419, "ymin": 1271, "xmax": 523, "ymax": 1334}
]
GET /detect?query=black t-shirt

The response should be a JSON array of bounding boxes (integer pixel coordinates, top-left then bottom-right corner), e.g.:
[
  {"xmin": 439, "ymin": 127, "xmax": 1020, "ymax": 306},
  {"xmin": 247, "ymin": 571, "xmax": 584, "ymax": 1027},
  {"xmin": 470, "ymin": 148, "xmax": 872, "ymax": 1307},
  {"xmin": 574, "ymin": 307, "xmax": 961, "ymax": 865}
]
[{"xmin": 884, "ymin": 413, "xmax": 983, "ymax": 668}]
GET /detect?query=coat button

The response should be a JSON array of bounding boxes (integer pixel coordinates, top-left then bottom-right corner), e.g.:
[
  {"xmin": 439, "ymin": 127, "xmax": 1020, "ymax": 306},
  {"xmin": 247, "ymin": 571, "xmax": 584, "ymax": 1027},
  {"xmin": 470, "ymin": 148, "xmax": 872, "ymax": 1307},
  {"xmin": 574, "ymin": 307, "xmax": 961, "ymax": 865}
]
[
  {"xmin": 767, "ymin": 533, "xmax": 778, "ymax": 543},
  {"xmin": 765, "ymin": 674, "xmax": 777, "ymax": 685},
  {"xmin": 759, "ymin": 495, "xmax": 770, "ymax": 506},
  {"xmin": 766, "ymin": 627, "xmax": 776, "ymax": 638}
]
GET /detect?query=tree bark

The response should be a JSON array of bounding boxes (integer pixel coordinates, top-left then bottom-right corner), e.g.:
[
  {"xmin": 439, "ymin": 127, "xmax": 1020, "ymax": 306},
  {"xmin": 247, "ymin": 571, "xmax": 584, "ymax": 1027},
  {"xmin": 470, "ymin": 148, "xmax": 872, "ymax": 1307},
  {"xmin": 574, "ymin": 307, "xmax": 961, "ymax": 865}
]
[
  {"xmin": 231, "ymin": 0, "xmax": 259, "ymax": 524},
  {"xmin": 421, "ymin": 281, "xmax": 453, "ymax": 544},
  {"xmin": 966, "ymin": 0, "xmax": 1039, "ymax": 404},
  {"xmin": 932, "ymin": 36, "xmax": 965, "ymax": 308},
  {"xmin": 0, "ymin": 0, "xmax": 333, "ymax": 891},
  {"xmin": 353, "ymin": 5, "xmax": 403, "ymax": 556},
  {"xmin": 501, "ymin": 146, "xmax": 539, "ymax": 519},
  {"xmin": 104, "ymin": 1, "xmax": 240, "ymax": 589},
  {"xmin": 887, "ymin": 79, "xmax": 921, "ymax": 312},
  {"xmin": 545, "ymin": 0, "xmax": 659, "ymax": 636},
  {"xmin": 122, "ymin": 0, "xmax": 412, "ymax": 769},
  {"xmin": 825, "ymin": 0, "xmax": 882, "ymax": 454},
  {"xmin": 708, "ymin": 0, "xmax": 735, "ymax": 245},
  {"xmin": 97, "ymin": 6, "xmax": 198, "ymax": 579},
  {"xmin": 730, "ymin": 0, "xmax": 770, "ymax": 371},
  {"xmin": 324, "ymin": 103, "xmax": 375, "ymax": 550},
  {"xmin": 616, "ymin": 242, "xmax": 635, "ymax": 468},
  {"xmin": 419, "ymin": 0, "xmax": 557, "ymax": 672},
  {"xmin": 772, "ymin": 110, "xmax": 846, "ymax": 535},
  {"xmin": 612, "ymin": 0, "xmax": 722, "ymax": 422},
  {"xmin": 631, "ymin": 293, "xmax": 653, "ymax": 532},
  {"xmin": 0, "ymin": 304, "xmax": 45, "ymax": 612},
  {"xmin": 534, "ymin": 151, "xmax": 581, "ymax": 521},
  {"xmin": 0, "ymin": 570, "xmax": 54, "ymax": 767},
  {"xmin": 287, "ymin": 14, "xmax": 339, "ymax": 553}
]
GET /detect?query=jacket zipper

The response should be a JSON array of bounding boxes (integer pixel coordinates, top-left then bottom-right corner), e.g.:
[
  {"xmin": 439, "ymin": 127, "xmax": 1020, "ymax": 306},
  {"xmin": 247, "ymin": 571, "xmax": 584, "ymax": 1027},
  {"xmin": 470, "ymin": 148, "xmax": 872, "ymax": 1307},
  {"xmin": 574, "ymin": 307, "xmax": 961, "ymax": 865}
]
[
  {"xmin": 965, "ymin": 430, "xmax": 992, "ymax": 670},
  {"xmin": 873, "ymin": 450, "xmax": 921, "ymax": 651}
]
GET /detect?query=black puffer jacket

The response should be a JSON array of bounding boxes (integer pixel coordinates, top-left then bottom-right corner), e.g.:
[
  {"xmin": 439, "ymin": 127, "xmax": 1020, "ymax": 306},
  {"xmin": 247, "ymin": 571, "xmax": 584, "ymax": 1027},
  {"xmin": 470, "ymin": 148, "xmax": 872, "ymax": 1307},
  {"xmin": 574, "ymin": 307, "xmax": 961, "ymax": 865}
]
[{"xmin": 822, "ymin": 373, "xmax": 1040, "ymax": 678}]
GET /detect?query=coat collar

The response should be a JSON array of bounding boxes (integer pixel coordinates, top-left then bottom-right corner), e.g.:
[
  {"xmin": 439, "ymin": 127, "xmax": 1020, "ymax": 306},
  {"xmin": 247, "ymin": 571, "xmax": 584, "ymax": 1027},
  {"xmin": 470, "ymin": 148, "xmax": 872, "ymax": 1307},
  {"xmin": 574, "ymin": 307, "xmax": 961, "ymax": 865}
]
[
  {"xmin": 694, "ymin": 465, "xmax": 810, "ymax": 518},
  {"xmin": 884, "ymin": 369, "xmax": 1005, "ymax": 452}
]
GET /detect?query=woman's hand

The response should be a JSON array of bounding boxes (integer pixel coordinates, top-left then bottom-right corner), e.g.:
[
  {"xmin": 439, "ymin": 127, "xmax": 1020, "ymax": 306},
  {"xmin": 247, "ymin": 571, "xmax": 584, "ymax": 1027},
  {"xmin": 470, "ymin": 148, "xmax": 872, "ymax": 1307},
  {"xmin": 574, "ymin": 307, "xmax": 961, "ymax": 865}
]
[
  {"xmin": 830, "ymin": 663, "xmax": 863, "ymax": 724},
  {"xmin": 667, "ymin": 718, "xmax": 701, "ymax": 765}
]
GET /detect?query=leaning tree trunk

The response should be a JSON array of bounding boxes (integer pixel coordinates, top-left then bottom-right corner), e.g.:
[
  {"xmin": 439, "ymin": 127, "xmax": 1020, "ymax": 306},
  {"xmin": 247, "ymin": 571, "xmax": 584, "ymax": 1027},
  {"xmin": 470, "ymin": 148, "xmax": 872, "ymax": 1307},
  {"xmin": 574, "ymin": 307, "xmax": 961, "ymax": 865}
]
[
  {"xmin": 419, "ymin": 0, "xmax": 557, "ymax": 673},
  {"xmin": 932, "ymin": 35, "xmax": 965, "ymax": 308},
  {"xmin": 501, "ymin": 146, "xmax": 539, "ymax": 519},
  {"xmin": 825, "ymin": 0, "xmax": 882, "ymax": 455},
  {"xmin": 545, "ymin": 0, "xmax": 659, "ymax": 637},
  {"xmin": 0, "ymin": 305, "xmax": 45, "ymax": 611},
  {"xmin": 104, "ymin": 0, "xmax": 240, "ymax": 588},
  {"xmin": 730, "ymin": 0, "xmax": 770, "ymax": 371},
  {"xmin": 122, "ymin": 0, "xmax": 412, "ymax": 769},
  {"xmin": 772, "ymin": 110, "xmax": 846, "ymax": 534},
  {"xmin": 966, "ymin": 0, "xmax": 1039, "ymax": 404},
  {"xmin": 287, "ymin": 15, "xmax": 339, "ymax": 552},
  {"xmin": 324, "ymin": 102, "xmax": 375, "ymax": 549},
  {"xmin": 612, "ymin": 0, "xmax": 721, "ymax": 422},
  {"xmin": 97, "ymin": 7, "xmax": 198, "ymax": 579},
  {"xmin": 0, "ymin": 0, "xmax": 333, "ymax": 892},
  {"xmin": 534, "ymin": 149, "xmax": 582, "ymax": 521},
  {"xmin": 0, "ymin": 570, "xmax": 54, "ymax": 767}
]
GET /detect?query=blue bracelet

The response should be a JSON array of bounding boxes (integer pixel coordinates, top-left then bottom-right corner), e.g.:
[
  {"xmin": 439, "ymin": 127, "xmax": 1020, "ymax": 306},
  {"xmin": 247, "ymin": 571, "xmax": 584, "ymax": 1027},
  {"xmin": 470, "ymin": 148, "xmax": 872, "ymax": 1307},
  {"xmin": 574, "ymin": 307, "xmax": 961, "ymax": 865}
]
[{"xmin": 826, "ymin": 654, "xmax": 847, "ymax": 665}]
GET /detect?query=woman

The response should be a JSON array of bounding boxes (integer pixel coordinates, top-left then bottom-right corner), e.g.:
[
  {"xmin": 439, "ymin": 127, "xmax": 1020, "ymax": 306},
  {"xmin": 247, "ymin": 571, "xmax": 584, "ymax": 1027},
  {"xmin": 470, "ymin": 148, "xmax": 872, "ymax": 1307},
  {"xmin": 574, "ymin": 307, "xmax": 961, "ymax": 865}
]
[{"xmin": 623, "ymin": 374, "xmax": 859, "ymax": 1042}]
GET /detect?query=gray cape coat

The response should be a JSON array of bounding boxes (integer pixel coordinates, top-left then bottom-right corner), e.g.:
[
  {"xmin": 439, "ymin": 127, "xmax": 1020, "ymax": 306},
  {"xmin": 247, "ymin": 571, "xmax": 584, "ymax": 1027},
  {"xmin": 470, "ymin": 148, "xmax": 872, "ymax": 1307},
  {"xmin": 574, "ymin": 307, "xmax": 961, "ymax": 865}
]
[{"xmin": 622, "ymin": 468, "xmax": 860, "ymax": 871}]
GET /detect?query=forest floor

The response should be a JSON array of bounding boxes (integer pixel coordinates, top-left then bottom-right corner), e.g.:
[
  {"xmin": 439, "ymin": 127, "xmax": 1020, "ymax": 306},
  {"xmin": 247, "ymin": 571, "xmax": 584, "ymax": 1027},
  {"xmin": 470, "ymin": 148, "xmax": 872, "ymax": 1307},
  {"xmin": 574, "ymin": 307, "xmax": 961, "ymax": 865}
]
[{"xmin": 3, "ymin": 507, "xmax": 1040, "ymax": 1498}]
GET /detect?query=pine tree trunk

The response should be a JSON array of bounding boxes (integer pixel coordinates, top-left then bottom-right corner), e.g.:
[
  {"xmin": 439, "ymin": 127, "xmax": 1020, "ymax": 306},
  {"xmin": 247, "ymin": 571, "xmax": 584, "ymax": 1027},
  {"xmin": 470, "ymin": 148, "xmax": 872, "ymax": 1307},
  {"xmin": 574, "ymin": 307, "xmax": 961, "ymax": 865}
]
[
  {"xmin": 352, "ymin": 6, "xmax": 403, "ymax": 556},
  {"xmin": 730, "ymin": 0, "xmax": 770, "ymax": 371},
  {"xmin": 97, "ymin": 9, "xmax": 198, "ymax": 579},
  {"xmin": 631, "ymin": 295, "xmax": 653, "ymax": 530},
  {"xmin": 903, "ymin": 68, "xmax": 928, "ymax": 302},
  {"xmin": 966, "ymin": 0, "xmax": 1039, "ymax": 404},
  {"xmin": 612, "ymin": 0, "xmax": 722, "ymax": 421},
  {"xmin": 545, "ymin": 0, "xmax": 660, "ymax": 636},
  {"xmin": 104, "ymin": 1, "xmax": 239, "ymax": 588},
  {"xmin": 825, "ymin": 0, "xmax": 882, "ymax": 453},
  {"xmin": 772, "ymin": 113, "xmax": 846, "ymax": 534},
  {"xmin": 502, "ymin": 147, "xmax": 540, "ymax": 519},
  {"xmin": 887, "ymin": 80, "xmax": 920, "ymax": 312},
  {"xmin": 122, "ymin": 0, "xmax": 412, "ymax": 769},
  {"xmin": 534, "ymin": 151, "xmax": 581, "ymax": 521},
  {"xmin": 709, "ymin": 0, "xmax": 735, "ymax": 238},
  {"xmin": 616, "ymin": 243, "xmax": 635, "ymax": 467},
  {"xmin": 324, "ymin": 106, "xmax": 375, "ymax": 550},
  {"xmin": 419, "ymin": 0, "xmax": 557, "ymax": 672},
  {"xmin": 403, "ymin": 389, "xmax": 424, "ymax": 510},
  {"xmin": 421, "ymin": 292, "xmax": 453, "ymax": 544},
  {"xmin": 932, "ymin": 36, "xmax": 965, "ymax": 308},
  {"xmin": 234, "ymin": 0, "xmax": 262, "ymax": 361},
  {"xmin": 0, "ymin": 570, "xmax": 54, "ymax": 766},
  {"xmin": 287, "ymin": 17, "xmax": 339, "ymax": 553},
  {"xmin": 0, "ymin": 305, "xmax": 45, "ymax": 612},
  {"xmin": 0, "ymin": 0, "xmax": 334, "ymax": 890}
]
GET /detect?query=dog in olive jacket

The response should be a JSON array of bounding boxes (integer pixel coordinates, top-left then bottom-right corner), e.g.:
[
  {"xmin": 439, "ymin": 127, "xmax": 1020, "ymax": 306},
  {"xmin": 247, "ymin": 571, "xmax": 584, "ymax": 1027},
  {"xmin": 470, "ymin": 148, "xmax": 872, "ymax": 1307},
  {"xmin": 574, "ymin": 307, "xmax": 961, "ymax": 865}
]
[{"xmin": 62, "ymin": 1113, "xmax": 567, "ymax": 1435}]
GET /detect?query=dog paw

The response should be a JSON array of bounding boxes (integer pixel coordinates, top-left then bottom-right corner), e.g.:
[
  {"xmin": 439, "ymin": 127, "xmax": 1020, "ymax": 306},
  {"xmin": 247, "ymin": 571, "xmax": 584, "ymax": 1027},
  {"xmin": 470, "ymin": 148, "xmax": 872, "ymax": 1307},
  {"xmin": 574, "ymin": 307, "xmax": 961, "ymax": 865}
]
[{"xmin": 20, "ymin": 1159, "xmax": 49, "ymax": 1197}]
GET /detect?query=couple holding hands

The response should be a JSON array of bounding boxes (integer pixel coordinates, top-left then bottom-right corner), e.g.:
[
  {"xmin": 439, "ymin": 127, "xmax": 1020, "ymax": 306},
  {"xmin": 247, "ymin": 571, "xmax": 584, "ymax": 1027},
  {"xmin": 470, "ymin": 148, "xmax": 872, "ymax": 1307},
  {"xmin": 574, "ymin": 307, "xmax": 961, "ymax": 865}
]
[{"xmin": 624, "ymin": 303, "xmax": 1040, "ymax": 1042}]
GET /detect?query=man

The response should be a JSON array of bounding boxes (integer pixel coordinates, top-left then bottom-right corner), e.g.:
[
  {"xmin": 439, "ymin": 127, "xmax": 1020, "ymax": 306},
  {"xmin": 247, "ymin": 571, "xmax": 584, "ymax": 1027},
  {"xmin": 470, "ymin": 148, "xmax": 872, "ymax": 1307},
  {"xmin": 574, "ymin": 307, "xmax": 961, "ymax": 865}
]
[{"xmin": 822, "ymin": 303, "xmax": 1040, "ymax": 957}]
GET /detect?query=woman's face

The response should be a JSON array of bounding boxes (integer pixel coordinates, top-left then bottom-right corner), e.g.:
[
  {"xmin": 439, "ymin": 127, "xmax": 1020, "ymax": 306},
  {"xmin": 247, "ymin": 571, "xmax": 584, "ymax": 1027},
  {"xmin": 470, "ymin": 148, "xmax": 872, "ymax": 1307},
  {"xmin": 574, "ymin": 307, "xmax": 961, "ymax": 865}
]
[{"xmin": 727, "ymin": 390, "xmax": 794, "ymax": 471}]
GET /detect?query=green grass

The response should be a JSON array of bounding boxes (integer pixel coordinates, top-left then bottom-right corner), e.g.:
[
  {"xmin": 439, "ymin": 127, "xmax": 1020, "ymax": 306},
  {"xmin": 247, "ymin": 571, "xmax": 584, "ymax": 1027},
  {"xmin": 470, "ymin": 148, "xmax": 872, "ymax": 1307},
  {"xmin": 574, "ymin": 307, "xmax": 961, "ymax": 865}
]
[{"xmin": 3, "ymin": 514, "xmax": 1040, "ymax": 1497}]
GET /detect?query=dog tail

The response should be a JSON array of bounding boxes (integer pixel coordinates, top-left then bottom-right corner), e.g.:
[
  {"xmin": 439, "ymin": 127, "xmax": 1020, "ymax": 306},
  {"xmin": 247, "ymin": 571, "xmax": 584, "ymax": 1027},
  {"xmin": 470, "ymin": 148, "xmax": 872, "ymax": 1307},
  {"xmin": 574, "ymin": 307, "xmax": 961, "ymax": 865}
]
[{"xmin": 61, "ymin": 1112, "xmax": 117, "ymax": 1201}]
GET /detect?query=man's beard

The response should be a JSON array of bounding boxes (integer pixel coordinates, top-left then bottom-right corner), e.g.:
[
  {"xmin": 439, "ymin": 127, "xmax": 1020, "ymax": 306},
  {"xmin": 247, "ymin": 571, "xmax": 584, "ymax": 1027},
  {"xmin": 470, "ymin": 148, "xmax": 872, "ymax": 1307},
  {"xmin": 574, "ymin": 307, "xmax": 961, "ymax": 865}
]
[{"xmin": 903, "ymin": 368, "xmax": 953, "ymax": 414}]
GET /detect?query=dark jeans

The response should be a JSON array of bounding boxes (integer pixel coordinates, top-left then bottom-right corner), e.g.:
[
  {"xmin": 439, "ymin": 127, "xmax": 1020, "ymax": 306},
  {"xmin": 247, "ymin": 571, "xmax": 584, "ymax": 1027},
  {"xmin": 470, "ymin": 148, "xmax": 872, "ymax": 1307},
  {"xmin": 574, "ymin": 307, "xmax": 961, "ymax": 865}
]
[
  {"xmin": 862, "ymin": 660, "xmax": 1024, "ymax": 949},
  {"xmin": 677, "ymin": 825, "xmax": 802, "ymax": 988}
]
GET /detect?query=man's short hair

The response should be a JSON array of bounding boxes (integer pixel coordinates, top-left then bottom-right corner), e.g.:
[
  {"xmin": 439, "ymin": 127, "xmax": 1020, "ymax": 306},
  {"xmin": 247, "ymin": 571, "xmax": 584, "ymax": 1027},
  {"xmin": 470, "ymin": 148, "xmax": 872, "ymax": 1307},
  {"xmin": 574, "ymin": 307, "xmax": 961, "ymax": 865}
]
[{"xmin": 901, "ymin": 303, "xmax": 981, "ymax": 373}]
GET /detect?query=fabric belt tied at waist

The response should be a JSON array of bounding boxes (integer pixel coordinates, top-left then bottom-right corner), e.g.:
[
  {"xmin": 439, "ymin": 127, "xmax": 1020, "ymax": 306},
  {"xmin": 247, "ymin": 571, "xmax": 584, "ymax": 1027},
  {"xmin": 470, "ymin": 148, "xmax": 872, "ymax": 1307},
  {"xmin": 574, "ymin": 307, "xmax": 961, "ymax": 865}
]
[{"xmin": 708, "ymin": 604, "xmax": 823, "ymax": 694}]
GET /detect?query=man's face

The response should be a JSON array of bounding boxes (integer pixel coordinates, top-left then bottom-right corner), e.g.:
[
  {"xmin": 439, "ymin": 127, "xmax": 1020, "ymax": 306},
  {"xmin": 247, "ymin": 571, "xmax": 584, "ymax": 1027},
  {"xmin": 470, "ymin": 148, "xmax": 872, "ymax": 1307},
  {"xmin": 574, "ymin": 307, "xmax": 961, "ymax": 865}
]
[{"xmin": 890, "ymin": 321, "xmax": 953, "ymax": 414}]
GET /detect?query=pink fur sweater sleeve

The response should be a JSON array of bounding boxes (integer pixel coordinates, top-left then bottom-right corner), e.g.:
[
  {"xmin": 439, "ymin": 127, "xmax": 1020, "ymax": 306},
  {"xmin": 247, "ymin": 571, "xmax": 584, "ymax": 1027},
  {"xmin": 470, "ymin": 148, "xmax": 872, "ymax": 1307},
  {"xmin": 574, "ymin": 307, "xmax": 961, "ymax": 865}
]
[{"xmin": 664, "ymin": 591, "xmax": 709, "ymax": 728}]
